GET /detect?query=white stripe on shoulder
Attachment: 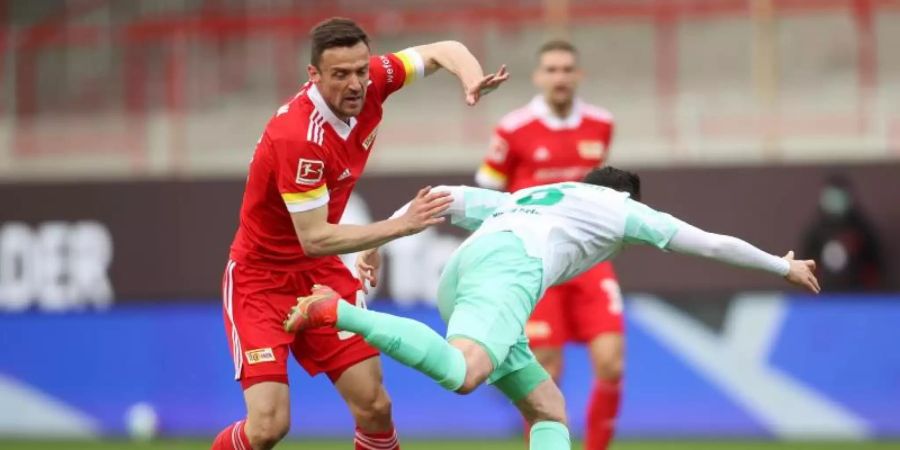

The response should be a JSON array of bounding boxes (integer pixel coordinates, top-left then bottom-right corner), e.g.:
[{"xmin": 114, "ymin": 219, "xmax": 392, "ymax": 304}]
[
  {"xmin": 307, "ymin": 110, "xmax": 319, "ymax": 142},
  {"xmin": 315, "ymin": 114, "xmax": 326, "ymax": 145},
  {"xmin": 498, "ymin": 106, "xmax": 537, "ymax": 132},
  {"xmin": 581, "ymin": 104, "xmax": 614, "ymax": 123}
]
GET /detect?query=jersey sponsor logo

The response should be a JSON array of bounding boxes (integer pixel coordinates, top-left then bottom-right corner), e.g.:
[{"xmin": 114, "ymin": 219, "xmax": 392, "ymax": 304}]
[
  {"xmin": 380, "ymin": 55, "xmax": 395, "ymax": 85},
  {"xmin": 245, "ymin": 348, "xmax": 276, "ymax": 364},
  {"xmin": 533, "ymin": 146, "xmax": 550, "ymax": 161},
  {"xmin": 296, "ymin": 159, "xmax": 324, "ymax": 185},
  {"xmin": 578, "ymin": 140, "xmax": 606, "ymax": 159},
  {"xmin": 337, "ymin": 168, "xmax": 352, "ymax": 181},
  {"xmin": 362, "ymin": 127, "xmax": 378, "ymax": 151}
]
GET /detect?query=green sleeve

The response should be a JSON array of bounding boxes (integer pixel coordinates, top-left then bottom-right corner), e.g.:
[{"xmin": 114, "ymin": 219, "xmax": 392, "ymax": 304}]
[
  {"xmin": 623, "ymin": 198, "xmax": 679, "ymax": 249},
  {"xmin": 450, "ymin": 188, "xmax": 510, "ymax": 231}
]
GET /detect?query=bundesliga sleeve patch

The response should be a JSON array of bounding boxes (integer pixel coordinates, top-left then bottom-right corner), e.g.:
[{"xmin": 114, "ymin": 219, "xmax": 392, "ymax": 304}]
[{"xmin": 296, "ymin": 159, "xmax": 324, "ymax": 185}]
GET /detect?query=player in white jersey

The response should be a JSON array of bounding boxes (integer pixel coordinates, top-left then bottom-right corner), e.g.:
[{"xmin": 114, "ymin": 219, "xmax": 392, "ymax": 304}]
[{"xmin": 284, "ymin": 167, "xmax": 820, "ymax": 450}]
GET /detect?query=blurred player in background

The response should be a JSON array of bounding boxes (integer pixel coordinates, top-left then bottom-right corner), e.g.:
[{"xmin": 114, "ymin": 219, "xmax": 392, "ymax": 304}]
[
  {"xmin": 475, "ymin": 40, "xmax": 622, "ymax": 449},
  {"xmin": 214, "ymin": 17, "xmax": 508, "ymax": 450},
  {"xmin": 285, "ymin": 167, "xmax": 821, "ymax": 450}
]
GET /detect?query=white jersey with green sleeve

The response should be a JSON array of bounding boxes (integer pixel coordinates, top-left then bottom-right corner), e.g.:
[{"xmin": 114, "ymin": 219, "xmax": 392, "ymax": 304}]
[
  {"xmin": 395, "ymin": 183, "xmax": 788, "ymax": 290},
  {"xmin": 462, "ymin": 182, "xmax": 677, "ymax": 288}
]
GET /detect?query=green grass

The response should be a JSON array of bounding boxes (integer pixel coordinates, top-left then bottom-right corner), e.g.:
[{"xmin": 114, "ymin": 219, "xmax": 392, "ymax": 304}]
[{"xmin": 2, "ymin": 440, "xmax": 899, "ymax": 450}]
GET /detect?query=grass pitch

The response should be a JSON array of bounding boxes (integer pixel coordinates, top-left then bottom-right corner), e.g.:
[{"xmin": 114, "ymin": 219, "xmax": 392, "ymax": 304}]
[{"xmin": 2, "ymin": 439, "xmax": 899, "ymax": 450}]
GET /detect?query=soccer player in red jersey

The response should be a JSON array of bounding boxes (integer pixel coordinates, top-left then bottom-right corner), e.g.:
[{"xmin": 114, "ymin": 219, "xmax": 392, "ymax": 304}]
[
  {"xmin": 213, "ymin": 18, "xmax": 508, "ymax": 450},
  {"xmin": 475, "ymin": 40, "xmax": 622, "ymax": 450}
]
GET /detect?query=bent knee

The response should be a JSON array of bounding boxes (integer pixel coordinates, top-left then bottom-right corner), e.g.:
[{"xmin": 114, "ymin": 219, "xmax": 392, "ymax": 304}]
[
  {"xmin": 349, "ymin": 389, "xmax": 393, "ymax": 424},
  {"xmin": 594, "ymin": 356, "xmax": 624, "ymax": 381},
  {"xmin": 247, "ymin": 412, "xmax": 290, "ymax": 447},
  {"xmin": 453, "ymin": 350, "xmax": 492, "ymax": 395},
  {"xmin": 455, "ymin": 368, "xmax": 487, "ymax": 395}
]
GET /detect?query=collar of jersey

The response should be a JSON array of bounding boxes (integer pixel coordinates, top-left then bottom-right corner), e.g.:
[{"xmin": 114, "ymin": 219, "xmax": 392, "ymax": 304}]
[
  {"xmin": 307, "ymin": 84, "xmax": 358, "ymax": 140},
  {"xmin": 529, "ymin": 95, "xmax": 584, "ymax": 130}
]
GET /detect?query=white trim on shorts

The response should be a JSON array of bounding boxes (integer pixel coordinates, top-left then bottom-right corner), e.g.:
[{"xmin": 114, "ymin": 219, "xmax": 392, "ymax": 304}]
[{"xmin": 223, "ymin": 260, "xmax": 243, "ymax": 380}]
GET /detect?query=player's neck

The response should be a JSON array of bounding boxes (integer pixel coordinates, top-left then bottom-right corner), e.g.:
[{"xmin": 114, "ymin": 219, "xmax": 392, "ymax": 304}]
[
  {"xmin": 330, "ymin": 107, "xmax": 353, "ymax": 125},
  {"xmin": 545, "ymin": 97, "xmax": 574, "ymax": 119}
]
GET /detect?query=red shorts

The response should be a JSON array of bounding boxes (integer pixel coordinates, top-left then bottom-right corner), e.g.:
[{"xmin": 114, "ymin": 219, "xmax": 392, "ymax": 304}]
[
  {"xmin": 221, "ymin": 258, "xmax": 378, "ymax": 388},
  {"xmin": 526, "ymin": 261, "xmax": 623, "ymax": 348}
]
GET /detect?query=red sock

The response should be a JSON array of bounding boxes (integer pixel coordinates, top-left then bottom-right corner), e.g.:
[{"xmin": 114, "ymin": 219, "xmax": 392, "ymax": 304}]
[
  {"xmin": 354, "ymin": 426, "xmax": 400, "ymax": 450},
  {"xmin": 585, "ymin": 379, "xmax": 621, "ymax": 450},
  {"xmin": 211, "ymin": 420, "xmax": 252, "ymax": 450}
]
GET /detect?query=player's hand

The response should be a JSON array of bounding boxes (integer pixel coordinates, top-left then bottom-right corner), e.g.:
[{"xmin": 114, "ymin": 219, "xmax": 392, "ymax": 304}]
[
  {"xmin": 465, "ymin": 65, "xmax": 509, "ymax": 106},
  {"xmin": 782, "ymin": 251, "xmax": 820, "ymax": 294},
  {"xmin": 356, "ymin": 248, "xmax": 381, "ymax": 293},
  {"xmin": 399, "ymin": 186, "xmax": 453, "ymax": 235}
]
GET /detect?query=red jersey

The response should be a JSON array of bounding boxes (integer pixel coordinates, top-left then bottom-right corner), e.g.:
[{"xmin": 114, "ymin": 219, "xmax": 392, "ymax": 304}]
[
  {"xmin": 229, "ymin": 50, "xmax": 424, "ymax": 271},
  {"xmin": 476, "ymin": 96, "xmax": 614, "ymax": 192}
]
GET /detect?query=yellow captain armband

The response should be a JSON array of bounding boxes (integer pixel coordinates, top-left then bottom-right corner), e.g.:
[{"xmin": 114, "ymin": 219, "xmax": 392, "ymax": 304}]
[
  {"xmin": 394, "ymin": 48, "xmax": 426, "ymax": 86},
  {"xmin": 282, "ymin": 185, "xmax": 329, "ymax": 213}
]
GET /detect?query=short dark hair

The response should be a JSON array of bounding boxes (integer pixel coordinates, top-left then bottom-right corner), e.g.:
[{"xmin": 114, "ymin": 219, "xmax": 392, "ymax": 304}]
[
  {"xmin": 582, "ymin": 166, "xmax": 642, "ymax": 201},
  {"xmin": 310, "ymin": 18, "xmax": 369, "ymax": 67},
  {"xmin": 538, "ymin": 40, "xmax": 578, "ymax": 58}
]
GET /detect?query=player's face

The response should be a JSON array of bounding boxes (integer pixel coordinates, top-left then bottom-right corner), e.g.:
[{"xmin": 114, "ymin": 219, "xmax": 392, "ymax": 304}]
[
  {"xmin": 533, "ymin": 50, "xmax": 582, "ymax": 108},
  {"xmin": 308, "ymin": 41, "xmax": 370, "ymax": 120}
]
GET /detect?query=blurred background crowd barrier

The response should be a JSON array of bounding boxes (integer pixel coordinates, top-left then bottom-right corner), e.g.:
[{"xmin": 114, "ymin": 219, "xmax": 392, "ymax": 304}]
[
  {"xmin": 1, "ymin": 0, "xmax": 899, "ymax": 443},
  {"xmin": 2, "ymin": 0, "xmax": 900, "ymax": 178}
]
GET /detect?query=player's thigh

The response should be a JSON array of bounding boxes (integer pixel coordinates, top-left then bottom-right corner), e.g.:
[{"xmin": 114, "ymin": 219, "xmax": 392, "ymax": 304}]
[
  {"xmin": 223, "ymin": 261, "xmax": 297, "ymax": 386},
  {"xmin": 514, "ymin": 378, "xmax": 567, "ymax": 425},
  {"xmin": 568, "ymin": 262, "xmax": 625, "ymax": 342},
  {"xmin": 446, "ymin": 234, "xmax": 543, "ymax": 376}
]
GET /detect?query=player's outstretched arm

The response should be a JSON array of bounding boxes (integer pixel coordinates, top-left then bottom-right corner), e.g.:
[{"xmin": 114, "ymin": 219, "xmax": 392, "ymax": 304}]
[
  {"xmin": 390, "ymin": 185, "xmax": 509, "ymax": 231},
  {"xmin": 357, "ymin": 185, "xmax": 510, "ymax": 291},
  {"xmin": 664, "ymin": 221, "xmax": 821, "ymax": 293},
  {"xmin": 291, "ymin": 186, "xmax": 452, "ymax": 257},
  {"xmin": 412, "ymin": 41, "xmax": 509, "ymax": 105}
]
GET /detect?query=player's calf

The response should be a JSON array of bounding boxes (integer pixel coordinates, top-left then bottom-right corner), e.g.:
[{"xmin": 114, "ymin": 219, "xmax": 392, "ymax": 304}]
[
  {"xmin": 515, "ymin": 378, "xmax": 567, "ymax": 425},
  {"xmin": 515, "ymin": 380, "xmax": 570, "ymax": 450},
  {"xmin": 333, "ymin": 358, "xmax": 395, "ymax": 432}
]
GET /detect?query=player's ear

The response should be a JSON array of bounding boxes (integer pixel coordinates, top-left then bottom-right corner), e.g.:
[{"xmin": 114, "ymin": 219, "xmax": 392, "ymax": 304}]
[{"xmin": 307, "ymin": 64, "xmax": 321, "ymax": 83}]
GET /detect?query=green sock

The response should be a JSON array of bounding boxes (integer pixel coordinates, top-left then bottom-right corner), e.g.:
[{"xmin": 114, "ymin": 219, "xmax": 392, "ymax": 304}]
[
  {"xmin": 530, "ymin": 421, "xmax": 570, "ymax": 450},
  {"xmin": 336, "ymin": 301, "xmax": 466, "ymax": 391}
]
